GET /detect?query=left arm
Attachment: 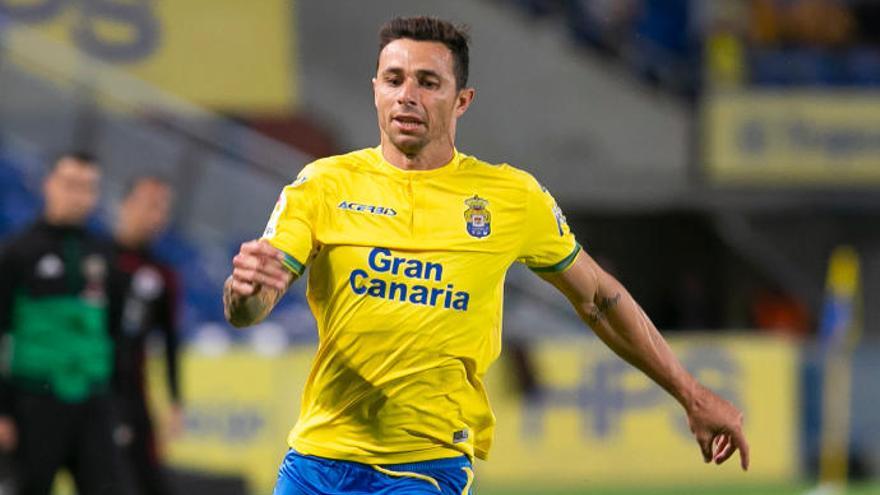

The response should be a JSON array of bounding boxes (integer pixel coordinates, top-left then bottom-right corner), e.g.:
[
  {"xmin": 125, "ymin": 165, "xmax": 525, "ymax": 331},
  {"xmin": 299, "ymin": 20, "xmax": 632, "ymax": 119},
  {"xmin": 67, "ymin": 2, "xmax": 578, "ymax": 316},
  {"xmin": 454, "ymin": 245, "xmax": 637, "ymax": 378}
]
[{"xmin": 539, "ymin": 251, "xmax": 750, "ymax": 470}]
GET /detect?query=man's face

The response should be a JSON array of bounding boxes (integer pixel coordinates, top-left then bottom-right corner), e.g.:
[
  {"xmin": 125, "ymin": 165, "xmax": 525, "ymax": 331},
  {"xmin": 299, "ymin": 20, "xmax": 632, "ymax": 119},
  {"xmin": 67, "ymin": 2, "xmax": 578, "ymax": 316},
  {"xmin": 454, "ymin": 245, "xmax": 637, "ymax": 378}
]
[
  {"xmin": 120, "ymin": 180, "xmax": 173, "ymax": 243},
  {"xmin": 43, "ymin": 158, "xmax": 101, "ymax": 225},
  {"xmin": 373, "ymin": 39, "xmax": 473, "ymax": 156}
]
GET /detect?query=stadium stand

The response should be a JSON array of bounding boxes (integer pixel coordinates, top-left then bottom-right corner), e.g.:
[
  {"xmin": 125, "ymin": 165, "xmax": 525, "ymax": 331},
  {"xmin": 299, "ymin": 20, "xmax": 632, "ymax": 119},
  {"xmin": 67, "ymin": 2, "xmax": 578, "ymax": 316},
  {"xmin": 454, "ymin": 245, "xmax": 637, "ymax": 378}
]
[{"xmin": 502, "ymin": 0, "xmax": 880, "ymax": 93}]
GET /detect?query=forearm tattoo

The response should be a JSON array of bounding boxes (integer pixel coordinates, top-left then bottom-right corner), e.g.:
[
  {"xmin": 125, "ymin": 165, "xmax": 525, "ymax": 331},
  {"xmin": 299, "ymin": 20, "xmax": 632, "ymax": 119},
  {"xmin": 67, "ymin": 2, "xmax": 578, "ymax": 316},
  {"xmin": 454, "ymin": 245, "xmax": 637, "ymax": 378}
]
[
  {"xmin": 223, "ymin": 278, "xmax": 283, "ymax": 327},
  {"xmin": 586, "ymin": 293, "xmax": 621, "ymax": 325}
]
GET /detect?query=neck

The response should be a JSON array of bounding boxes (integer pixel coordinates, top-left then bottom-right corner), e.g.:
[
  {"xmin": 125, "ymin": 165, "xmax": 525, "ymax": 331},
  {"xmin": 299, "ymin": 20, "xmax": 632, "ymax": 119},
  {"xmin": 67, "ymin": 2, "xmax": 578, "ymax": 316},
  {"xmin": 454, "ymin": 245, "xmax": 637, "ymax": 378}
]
[
  {"xmin": 43, "ymin": 211, "xmax": 82, "ymax": 228},
  {"xmin": 380, "ymin": 136, "xmax": 456, "ymax": 171},
  {"xmin": 115, "ymin": 227, "xmax": 146, "ymax": 250}
]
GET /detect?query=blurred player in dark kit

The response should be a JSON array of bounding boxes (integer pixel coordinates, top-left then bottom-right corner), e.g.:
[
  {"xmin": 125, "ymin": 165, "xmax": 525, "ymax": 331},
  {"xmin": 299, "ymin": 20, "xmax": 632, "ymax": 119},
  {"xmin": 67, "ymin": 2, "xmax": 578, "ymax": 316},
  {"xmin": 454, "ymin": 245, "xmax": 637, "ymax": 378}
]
[
  {"xmin": 112, "ymin": 176, "xmax": 182, "ymax": 495},
  {"xmin": 0, "ymin": 152, "xmax": 122, "ymax": 495}
]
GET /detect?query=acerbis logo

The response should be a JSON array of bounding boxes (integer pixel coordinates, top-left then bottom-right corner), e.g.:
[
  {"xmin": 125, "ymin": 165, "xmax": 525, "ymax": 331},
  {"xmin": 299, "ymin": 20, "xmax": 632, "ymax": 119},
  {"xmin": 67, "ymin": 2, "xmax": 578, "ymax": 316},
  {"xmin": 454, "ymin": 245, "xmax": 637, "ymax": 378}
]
[{"xmin": 338, "ymin": 201, "xmax": 397, "ymax": 217}]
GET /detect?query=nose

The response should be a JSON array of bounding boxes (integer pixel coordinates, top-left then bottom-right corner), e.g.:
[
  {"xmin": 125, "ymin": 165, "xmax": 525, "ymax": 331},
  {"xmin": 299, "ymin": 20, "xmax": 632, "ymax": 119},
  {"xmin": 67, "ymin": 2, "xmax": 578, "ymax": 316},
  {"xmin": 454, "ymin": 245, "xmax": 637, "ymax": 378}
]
[{"xmin": 397, "ymin": 78, "xmax": 418, "ymax": 106}]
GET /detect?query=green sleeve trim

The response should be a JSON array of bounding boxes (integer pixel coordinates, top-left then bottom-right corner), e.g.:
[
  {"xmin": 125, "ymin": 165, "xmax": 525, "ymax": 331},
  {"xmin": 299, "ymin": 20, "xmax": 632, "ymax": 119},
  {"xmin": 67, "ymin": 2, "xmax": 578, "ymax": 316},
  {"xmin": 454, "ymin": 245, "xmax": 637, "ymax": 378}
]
[
  {"xmin": 529, "ymin": 244, "xmax": 582, "ymax": 273},
  {"xmin": 280, "ymin": 253, "xmax": 306, "ymax": 276}
]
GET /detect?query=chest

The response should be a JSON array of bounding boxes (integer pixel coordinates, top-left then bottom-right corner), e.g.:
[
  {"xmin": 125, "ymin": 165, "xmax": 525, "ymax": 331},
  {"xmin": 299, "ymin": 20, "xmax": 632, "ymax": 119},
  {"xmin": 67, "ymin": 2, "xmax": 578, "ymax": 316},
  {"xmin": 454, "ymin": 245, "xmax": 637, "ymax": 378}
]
[
  {"xmin": 18, "ymin": 235, "xmax": 110, "ymax": 300},
  {"xmin": 317, "ymin": 173, "xmax": 527, "ymax": 253},
  {"xmin": 118, "ymin": 254, "xmax": 166, "ymax": 302}
]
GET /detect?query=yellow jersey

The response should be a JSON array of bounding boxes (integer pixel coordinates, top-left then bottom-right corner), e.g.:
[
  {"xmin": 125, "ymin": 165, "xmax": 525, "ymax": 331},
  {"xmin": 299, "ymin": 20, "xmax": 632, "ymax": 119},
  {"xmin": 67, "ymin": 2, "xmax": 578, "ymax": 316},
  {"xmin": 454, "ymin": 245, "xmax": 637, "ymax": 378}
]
[{"xmin": 262, "ymin": 147, "xmax": 579, "ymax": 464}]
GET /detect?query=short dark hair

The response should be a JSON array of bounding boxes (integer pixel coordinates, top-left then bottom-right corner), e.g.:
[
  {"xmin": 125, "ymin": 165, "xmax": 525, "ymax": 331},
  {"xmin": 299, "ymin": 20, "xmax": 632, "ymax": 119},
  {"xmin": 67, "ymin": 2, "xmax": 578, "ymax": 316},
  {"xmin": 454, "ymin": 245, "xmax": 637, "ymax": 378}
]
[
  {"xmin": 378, "ymin": 16, "xmax": 471, "ymax": 90},
  {"xmin": 50, "ymin": 150, "xmax": 99, "ymax": 171}
]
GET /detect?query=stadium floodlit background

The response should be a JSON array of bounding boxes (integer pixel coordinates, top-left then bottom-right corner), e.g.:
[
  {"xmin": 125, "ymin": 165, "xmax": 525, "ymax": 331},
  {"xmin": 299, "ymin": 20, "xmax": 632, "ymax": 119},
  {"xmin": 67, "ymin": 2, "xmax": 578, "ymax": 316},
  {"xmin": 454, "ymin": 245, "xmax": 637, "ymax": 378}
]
[{"xmin": 1, "ymin": 0, "xmax": 880, "ymax": 494}]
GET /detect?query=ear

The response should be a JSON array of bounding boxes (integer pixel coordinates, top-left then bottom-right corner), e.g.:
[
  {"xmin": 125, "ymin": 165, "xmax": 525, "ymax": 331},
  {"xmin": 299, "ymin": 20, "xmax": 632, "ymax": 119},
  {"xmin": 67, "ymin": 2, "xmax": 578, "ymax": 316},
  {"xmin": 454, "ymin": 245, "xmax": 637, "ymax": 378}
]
[
  {"xmin": 454, "ymin": 88, "xmax": 475, "ymax": 118},
  {"xmin": 372, "ymin": 77, "xmax": 379, "ymax": 109}
]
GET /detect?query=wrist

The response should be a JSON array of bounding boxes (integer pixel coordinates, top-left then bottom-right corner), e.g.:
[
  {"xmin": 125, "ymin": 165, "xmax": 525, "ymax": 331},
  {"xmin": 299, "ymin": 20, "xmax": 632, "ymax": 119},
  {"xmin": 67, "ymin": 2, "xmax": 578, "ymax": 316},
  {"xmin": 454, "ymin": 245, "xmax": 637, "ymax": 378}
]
[
  {"xmin": 675, "ymin": 378, "xmax": 702, "ymax": 413},
  {"xmin": 224, "ymin": 280, "xmax": 270, "ymax": 328}
]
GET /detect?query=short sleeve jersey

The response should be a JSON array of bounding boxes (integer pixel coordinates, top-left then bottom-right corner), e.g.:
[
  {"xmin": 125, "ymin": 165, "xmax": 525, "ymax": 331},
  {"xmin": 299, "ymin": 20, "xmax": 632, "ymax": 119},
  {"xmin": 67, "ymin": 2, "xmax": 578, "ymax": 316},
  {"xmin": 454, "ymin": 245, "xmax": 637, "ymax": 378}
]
[{"xmin": 262, "ymin": 147, "xmax": 580, "ymax": 464}]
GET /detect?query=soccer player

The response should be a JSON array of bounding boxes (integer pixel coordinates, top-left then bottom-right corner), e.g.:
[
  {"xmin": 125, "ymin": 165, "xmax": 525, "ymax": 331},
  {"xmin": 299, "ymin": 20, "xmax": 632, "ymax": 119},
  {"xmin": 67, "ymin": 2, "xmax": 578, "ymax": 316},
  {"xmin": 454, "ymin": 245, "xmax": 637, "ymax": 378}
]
[
  {"xmin": 0, "ymin": 152, "xmax": 122, "ymax": 495},
  {"xmin": 223, "ymin": 16, "xmax": 749, "ymax": 495},
  {"xmin": 112, "ymin": 176, "xmax": 182, "ymax": 495}
]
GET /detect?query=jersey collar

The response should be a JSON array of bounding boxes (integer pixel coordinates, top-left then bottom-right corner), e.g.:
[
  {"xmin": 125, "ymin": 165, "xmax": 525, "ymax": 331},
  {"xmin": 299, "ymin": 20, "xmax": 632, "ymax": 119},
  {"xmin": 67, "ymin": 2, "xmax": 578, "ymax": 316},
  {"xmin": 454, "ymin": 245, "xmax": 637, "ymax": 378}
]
[{"xmin": 373, "ymin": 146, "xmax": 462, "ymax": 179}]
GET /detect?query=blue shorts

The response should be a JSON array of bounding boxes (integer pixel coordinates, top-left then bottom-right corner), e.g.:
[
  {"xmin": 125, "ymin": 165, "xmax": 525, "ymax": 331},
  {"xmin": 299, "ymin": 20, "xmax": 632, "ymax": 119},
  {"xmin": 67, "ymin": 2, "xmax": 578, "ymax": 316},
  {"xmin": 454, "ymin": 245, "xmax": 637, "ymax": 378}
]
[{"xmin": 273, "ymin": 450, "xmax": 475, "ymax": 495}]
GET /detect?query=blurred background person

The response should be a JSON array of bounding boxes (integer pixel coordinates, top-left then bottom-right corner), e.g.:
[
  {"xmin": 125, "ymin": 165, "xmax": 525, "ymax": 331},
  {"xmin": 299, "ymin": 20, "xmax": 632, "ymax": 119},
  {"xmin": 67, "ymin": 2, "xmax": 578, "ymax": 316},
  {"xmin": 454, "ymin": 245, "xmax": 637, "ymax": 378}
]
[
  {"xmin": 112, "ymin": 176, "xmax": 182, "ymax": 495},
  {"xmin": 0, "ymin": 152, "xmax": 121, "ymax": 495}
]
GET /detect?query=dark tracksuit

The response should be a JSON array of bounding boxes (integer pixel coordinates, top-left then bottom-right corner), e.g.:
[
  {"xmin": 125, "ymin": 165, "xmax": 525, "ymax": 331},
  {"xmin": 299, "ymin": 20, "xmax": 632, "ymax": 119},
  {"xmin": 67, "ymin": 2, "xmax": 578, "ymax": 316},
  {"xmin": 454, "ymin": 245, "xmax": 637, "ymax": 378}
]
[
  {"xmin": 0, "ymin": 220, "xmax": 123, "ymax": 495},
  {"xmin": 112, "ymin": 245, "xmax": 181, "ymax": 495}
]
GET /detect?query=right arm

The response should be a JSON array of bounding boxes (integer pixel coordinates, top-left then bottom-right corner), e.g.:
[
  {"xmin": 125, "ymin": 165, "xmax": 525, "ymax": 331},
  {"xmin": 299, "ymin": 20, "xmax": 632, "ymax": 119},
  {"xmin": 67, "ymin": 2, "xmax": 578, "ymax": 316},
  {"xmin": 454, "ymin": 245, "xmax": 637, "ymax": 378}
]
[
  {"xmin": 228, "ymin": 163, "xmax": 319, "ymax": 327},
  {"xmin": 223, "ymin": 239, "xmax": 295, "ymax": 328}
]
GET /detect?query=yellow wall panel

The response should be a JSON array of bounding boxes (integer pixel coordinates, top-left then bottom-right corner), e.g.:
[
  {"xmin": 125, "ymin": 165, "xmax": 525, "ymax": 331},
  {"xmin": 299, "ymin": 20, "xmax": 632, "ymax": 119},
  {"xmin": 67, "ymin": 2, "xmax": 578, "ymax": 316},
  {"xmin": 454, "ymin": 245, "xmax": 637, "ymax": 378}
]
[{"xmin": 4, "ymin": 0, "xmax": 296, "ymax": 111}]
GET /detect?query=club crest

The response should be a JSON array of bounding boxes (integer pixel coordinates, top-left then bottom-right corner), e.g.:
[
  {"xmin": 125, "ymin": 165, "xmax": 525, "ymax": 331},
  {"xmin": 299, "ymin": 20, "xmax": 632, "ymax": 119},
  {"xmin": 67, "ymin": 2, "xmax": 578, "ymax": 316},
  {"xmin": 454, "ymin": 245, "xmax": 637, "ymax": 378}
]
[{"xmin": 464, "ymin": 195, "xmax": 491, "ymax": 239}]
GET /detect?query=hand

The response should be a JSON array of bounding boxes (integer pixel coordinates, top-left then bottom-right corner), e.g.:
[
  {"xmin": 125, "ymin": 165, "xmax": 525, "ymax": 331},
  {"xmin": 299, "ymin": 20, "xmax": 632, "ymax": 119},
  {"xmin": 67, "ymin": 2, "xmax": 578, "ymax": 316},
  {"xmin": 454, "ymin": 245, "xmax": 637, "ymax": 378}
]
[
  {"xmin": 686, "ymin": 384, "xmax": 750, "ymax": 471},
  {"xmin": 230, "ymin": 240, "xmax": 292, "ymax": 296},
  {"xmin": 0, "ymin": 416, "xmax": 17, "ymax": 452}
]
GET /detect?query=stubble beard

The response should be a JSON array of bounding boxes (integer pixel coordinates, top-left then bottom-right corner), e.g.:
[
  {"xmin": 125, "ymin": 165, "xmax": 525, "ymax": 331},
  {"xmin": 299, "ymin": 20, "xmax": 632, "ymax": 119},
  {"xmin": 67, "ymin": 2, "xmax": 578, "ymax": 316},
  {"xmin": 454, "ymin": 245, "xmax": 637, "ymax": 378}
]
[{"xmin": 391, "ymin": 133, "xmax": 429, "ymax": 159}]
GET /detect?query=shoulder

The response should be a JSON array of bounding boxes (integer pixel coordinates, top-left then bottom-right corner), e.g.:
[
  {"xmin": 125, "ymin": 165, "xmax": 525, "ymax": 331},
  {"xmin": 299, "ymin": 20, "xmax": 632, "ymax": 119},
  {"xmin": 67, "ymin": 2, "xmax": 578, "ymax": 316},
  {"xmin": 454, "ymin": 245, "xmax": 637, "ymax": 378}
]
[
  {"xmin": 1, "ymin": 222, "xmax": 44, "ymax": 258},
  {"xmin": 149, "ymin": 252, "xmax": 178, "ymax": 282},
  {"xmin": 299, "ymin": 148, "xmax": 379, "ymax": 177},
  {"xmin": 86, "ymin": 230, "xmax": 116, "ymax": 254},
  {"xmin": 152, "ymin": 258, "xmax": 180, "ymax": 289},
  {"xmin": 82, "ymin": 234, "xmax": 118, "ymax": 275},
  {"xmin": 458, "ymin": 153, "xmax": 545, "ymax": 192},
  {"xmin": 285, "ymin": 148, "xmax": 379, "ymax": 192}
]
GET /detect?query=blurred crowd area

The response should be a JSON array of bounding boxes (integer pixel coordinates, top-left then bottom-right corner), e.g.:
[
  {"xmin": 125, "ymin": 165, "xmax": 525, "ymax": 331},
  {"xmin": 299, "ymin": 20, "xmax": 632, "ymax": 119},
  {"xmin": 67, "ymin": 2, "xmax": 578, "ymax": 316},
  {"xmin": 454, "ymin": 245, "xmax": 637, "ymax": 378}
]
[{"xmin": 506, "ymin": 0, "xmax": 880, "ymax": 94}]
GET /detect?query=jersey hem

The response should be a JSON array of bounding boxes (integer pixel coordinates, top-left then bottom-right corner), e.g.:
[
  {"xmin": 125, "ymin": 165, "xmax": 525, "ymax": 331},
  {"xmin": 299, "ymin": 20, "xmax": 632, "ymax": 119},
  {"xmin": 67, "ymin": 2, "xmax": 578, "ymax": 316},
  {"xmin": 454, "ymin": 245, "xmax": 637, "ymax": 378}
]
[{"xmin": 290, "ymin": 437, "xmax": 470, "ymax": 465}]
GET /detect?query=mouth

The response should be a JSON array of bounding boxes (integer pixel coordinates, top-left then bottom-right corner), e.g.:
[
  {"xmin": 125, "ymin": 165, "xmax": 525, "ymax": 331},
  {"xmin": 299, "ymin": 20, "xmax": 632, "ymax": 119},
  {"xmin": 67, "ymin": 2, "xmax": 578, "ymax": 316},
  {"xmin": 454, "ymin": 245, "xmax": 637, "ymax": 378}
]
[{"xmin": 391, "ymin": 114, "xmax": 425, "ymax": 132}]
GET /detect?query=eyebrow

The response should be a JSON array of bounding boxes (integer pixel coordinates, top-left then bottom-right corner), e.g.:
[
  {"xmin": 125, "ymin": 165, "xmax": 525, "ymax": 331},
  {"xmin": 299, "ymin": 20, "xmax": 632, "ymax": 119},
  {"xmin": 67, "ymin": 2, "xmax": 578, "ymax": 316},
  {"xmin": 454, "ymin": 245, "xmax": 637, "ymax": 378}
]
[{"xmin": 381, "ymin": 67, "xmax": 443, "ymax": 81}]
